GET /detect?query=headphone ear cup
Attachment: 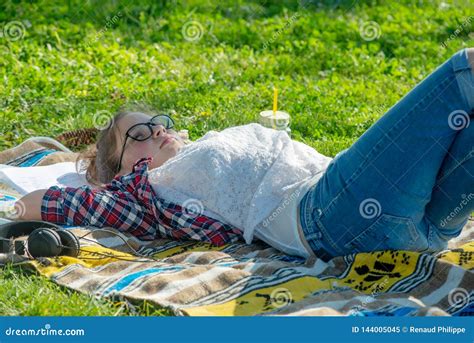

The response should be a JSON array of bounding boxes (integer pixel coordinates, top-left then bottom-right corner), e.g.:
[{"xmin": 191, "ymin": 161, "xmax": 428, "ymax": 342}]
[
  {"xmin": 56, "ymin": 230, "xmax": 80, "ymax": 257},
  {"xmin": 27, "ymin": 228, "xmax": 62, "ymax": 258}
]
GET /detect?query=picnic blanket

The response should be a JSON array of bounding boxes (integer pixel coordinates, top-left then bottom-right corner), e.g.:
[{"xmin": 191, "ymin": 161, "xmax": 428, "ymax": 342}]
[{"xmin": 0, "ymin": 137, "xmax": 473, "ymax": 316}]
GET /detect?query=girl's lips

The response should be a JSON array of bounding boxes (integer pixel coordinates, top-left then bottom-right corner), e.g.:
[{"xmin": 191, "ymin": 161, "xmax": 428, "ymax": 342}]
[{"xmin": 160, "ymin": 137, "xmax": 174, "ymax": 148}]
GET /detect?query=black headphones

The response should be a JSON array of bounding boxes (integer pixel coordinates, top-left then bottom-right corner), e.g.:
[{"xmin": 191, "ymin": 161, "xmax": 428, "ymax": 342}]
[{"xmin": 0, "ymin": 220, "xmax": 80, "ymax": 258}]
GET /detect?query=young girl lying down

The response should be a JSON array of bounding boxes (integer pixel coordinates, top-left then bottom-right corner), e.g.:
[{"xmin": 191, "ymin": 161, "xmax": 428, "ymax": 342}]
[{"xmin": 16, "ymin": 48, "xmax": 474, "ymax": 261}]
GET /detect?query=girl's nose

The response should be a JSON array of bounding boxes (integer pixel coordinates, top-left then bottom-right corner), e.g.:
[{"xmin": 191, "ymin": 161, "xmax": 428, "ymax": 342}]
[{"xmin": 152, "ymin": 124, "xmax": 166, "ymax": 139}]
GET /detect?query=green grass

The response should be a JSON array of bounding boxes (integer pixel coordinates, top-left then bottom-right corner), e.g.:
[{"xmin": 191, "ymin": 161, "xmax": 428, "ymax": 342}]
[
  {"xmin": 0, "ymin": 0, "xmax": 472, "ymax": 315},
  {"xmin": 0, "ymin": 263, "xmax": 174, "ymax": 316}
]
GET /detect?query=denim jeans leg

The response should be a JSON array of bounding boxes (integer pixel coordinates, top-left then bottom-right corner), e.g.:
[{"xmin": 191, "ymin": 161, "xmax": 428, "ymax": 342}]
[
  {"xmin": 300, "ymin": 48, "xmax": 474, "ymax": 258},
  {"xmin": 425, "ymin": 119, "xmax": 474, "ymax": 237},
  {"xmin": 424, "ymin": 52, "xmax": 474, "ymax": 237}
]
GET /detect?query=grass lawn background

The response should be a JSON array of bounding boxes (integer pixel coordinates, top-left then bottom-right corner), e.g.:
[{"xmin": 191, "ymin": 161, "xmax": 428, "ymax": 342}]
[{"xmin": 0, "ymin": 0, "xmax": 472, "ymax": 315}]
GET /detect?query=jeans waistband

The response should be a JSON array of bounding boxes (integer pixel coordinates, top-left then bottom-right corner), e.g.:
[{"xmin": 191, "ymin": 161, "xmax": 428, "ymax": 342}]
[
  {"xmin": 451, "ymin": 48, "xmax": 471, "ymax": 72},
  {"xmin": 299, "ymin": 187, "xmax": 334, "ymax": 262}
]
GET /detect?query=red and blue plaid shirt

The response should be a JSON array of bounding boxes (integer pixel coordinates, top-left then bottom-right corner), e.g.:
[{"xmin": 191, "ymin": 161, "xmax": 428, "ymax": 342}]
[{"xmin": 41, "ymin": 157, "xmax": 243, "ymax": 246}]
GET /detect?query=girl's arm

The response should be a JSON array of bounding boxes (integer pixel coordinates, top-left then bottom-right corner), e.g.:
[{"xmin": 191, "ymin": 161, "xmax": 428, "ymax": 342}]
[
  {"xmin": 13, "ymin": 157, "xmax": 158, "ymax": 241},
  {"xmin": 14, "ymin": 189, "xmax": 47, "ymax": 221},
  {"xmin": 12, "ymin": 157, "xmax": 244, "ymax": 246}
]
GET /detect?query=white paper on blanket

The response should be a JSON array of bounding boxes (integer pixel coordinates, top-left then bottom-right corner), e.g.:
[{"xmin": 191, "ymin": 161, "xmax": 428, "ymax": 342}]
[{"xmin": 0, "ymin": 162, "xmax": 91, "ymax": 195}]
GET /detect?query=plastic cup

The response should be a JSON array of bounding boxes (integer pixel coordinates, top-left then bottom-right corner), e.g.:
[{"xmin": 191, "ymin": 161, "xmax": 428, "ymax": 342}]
[{"xmin": 259, "ymin": 110, "xmax": 290, "ymax": 130}]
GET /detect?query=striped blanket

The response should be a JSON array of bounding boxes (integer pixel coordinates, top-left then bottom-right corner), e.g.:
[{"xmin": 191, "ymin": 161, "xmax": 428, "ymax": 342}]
[{"xmin": 0, "ymin": 138, "xmax": 473, "ymax": 316}]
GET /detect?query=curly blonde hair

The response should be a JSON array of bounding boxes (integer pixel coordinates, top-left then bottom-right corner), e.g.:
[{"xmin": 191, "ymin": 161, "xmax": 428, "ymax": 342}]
[{"xmin": 77, "ymin": 104, "xmax": 190, "ymax": 188}]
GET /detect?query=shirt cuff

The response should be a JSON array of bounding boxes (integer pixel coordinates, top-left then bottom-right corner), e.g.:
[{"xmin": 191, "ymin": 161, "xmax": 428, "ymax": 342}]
[{"xmin": 40, "ymin": 185, "xmax": 66, "ymax": 224}]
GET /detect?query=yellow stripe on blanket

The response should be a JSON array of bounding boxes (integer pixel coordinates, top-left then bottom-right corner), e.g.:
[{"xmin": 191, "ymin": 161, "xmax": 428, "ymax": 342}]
[
  {"xmin": 183, "ymin": 250, "xmax": 422, "ymax": 316},
  {"xmin": 184, "ymin": 276, "xmax": 332, "ymax": 316},
  {"xmin": 437, "ymin": 241, "xmax": 474, "ymax": 270},
  {"xmin": 335, "ymin": 250, "xmax": 422, "ymax": 293},
  {"xmin": 30, "ymin": 245, "xmax": 142, "ymax": 278},
  {"xmin": 151, "ymin": 242, "xmax": 229, "ymax": 259}
]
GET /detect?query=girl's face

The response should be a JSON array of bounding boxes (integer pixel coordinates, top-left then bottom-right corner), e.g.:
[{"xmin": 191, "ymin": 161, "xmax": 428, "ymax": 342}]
[{"xmin": 116, "ymin": 112, "xmax": 184, "ymax": 175}]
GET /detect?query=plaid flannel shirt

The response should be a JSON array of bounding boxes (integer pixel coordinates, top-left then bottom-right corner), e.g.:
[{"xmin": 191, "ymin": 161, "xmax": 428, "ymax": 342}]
[{"xmin": 41, "ymin": 157, "xmax": 243, "ymax": 246}]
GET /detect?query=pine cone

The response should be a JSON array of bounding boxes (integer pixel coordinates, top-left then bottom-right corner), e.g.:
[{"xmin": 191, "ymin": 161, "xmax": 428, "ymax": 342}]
[{"xmin": 55, "ymin": 128, "xmax": 99, "ymax": 149}]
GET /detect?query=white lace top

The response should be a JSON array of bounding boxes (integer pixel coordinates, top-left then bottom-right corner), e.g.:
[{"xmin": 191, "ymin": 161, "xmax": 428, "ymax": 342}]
[{"xmin": 148, "ymin": 123, "xmax": 333, "ymax": 256}]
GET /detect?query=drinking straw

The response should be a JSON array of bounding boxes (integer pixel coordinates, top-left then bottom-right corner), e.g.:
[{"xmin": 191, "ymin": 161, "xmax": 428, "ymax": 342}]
[{"xmin": 272, "ymin": 87, "xmax": 278, "ymax": 129}]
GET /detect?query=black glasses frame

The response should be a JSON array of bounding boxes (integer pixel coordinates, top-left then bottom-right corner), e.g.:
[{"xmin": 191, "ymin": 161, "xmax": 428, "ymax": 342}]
[{"xmin": 116, "ymin": 114, "xmax": 175, "ymax": 174}]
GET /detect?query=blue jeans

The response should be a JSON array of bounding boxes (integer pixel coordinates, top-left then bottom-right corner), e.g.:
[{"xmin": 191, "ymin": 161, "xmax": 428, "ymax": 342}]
[{"xmin": 300, "ymin": 48, "xmax": 474, "ymax": 262}]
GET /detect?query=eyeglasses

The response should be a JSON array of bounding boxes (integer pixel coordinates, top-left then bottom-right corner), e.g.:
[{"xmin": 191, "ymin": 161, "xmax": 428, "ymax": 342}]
[{"xmin": 116, "ymin": 114, "xmax": 175, "ymax": 174}]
